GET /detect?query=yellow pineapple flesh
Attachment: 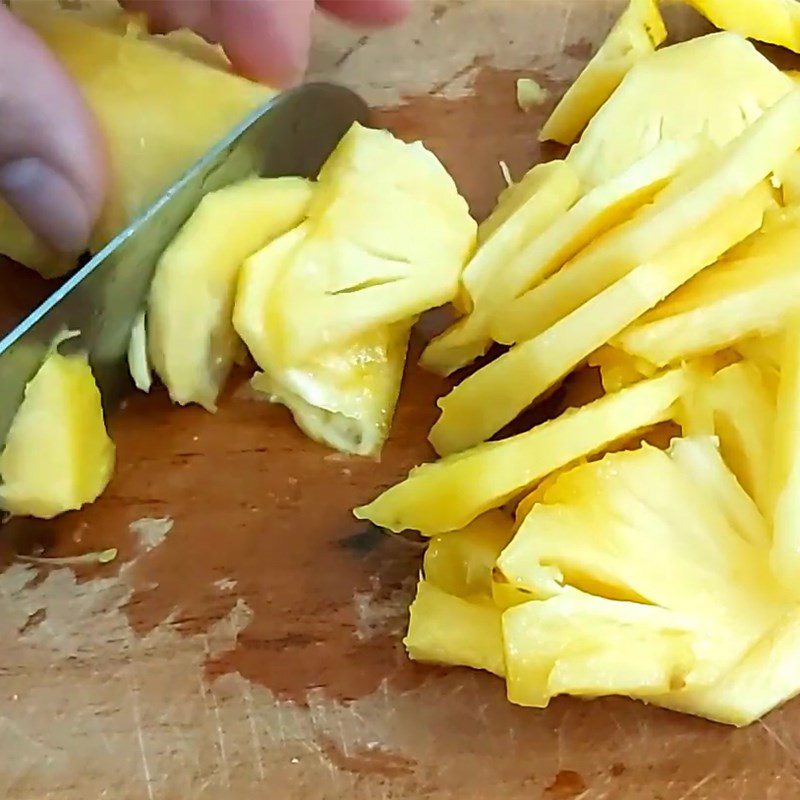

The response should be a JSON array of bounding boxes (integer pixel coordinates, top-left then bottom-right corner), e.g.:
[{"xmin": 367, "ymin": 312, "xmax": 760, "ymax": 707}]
[
  {"xmin": 540, "ymin": 0, "xmax": 667, "ymax": 145},
  {"xmin": 148, "ymin": 177, "xmax": 313, "ymax": 411},
  {"xmin": 0, "ymin": 349, "xmax": 115, "ymax": 518}
]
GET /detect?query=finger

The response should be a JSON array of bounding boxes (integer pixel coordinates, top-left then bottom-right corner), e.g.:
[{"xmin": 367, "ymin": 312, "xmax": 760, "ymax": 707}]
[
  {"xmin": 0, "ymin": 7, "xmax": 106, "ymax": 253},
  {"xmin": 317, "ymin": 0, "xmax": 412, "ymax": 26},
  {"xmin": 212, "ymin": 0, "xmax": 315, "ymax": 87},
  {"xmin": 121, "ymin": 0, "xmax": 218, "ymax": 43}
]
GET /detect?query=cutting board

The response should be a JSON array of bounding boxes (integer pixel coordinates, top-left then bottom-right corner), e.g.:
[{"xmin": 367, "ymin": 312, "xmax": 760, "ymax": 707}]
[{"xmin": 1, "ymin": 2, "xmax": 797, "ymax": 798}]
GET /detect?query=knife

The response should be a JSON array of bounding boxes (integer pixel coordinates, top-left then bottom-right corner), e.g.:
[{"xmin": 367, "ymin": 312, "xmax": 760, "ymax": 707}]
[{"xmin": 0, "ymin": 82, "xmax": 369, "ymax": 447}]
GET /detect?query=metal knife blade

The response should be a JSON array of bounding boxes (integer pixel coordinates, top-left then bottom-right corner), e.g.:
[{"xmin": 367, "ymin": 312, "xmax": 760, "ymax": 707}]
[{"xmin": 0, "ymin": 82, "xmax": 369, "ymax": 447}]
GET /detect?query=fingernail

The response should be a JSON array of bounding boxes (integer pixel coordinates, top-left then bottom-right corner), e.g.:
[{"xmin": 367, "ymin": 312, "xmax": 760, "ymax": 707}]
[{"xmin": 0, "ymin": 158, "xmax": 92, "ymax": 253}]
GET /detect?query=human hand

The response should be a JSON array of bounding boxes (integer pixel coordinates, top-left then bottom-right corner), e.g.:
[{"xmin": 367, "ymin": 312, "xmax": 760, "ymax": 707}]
[{"xmin": 0, "ymin": 0, "xmax": 410, "ymax": 256}]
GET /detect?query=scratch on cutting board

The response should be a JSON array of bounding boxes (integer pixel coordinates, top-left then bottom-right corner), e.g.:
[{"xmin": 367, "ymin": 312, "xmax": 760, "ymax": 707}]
[{"xmin": 129, "ymin": 516, "xmax": 174, "ymax": 552}]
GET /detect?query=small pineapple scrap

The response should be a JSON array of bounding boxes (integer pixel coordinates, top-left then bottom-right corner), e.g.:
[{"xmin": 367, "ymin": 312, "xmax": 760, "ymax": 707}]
[
  {"xmin": 274, "ymin": 124, "xmax": 476, "ymax": 364},
  {"xmin": 127, "ymin": 310, "xmax": 152, "ymax": 393},
  {"xmin": 540, "ymin": 0, "xmax": 666, "ymax": 145},
  {"xmin": 568, "ymin": 32, "xmax": 794, "ymax": 189},
  {"xmin": 148, "ymin": 177, "xmax": 313, "ymax": 411},
  {"xmin": 0, "ymin": 348, "xmax": 115, "ymax": 518},
  {"xmin": 686, "ymin": 0, "xmax": 800, "ymax": 52},
  {"xmin": 235, "ymin": 225, "xmax": 409, "ymax": 457},
  {"xmin": 431, "ymin": 181, "xmax": 769, "ymax": 455},
  {"xmin": 354, "ymin": 366, "xmax": 693, "ymax": 535},
  {"xmin": 516, "ymin": 77, "xmax": 549, "ymax": 112}
]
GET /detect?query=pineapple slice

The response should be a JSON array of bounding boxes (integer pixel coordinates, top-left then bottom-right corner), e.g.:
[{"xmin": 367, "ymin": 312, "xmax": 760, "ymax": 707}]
[
  {"xmin": 421, "ymin": 161, "xmax": 579, "ymax": 376},
  {"xmin": 354, "ymin": 366, "xmax": 693, "ymax": 535},
  {"xmin": 432, "ymin": 184, "xmax": 769, "ymax": 454},
  {"xmin": 495, "ymin": 87, "xmax": 800, "ymax": 348},
  {"xmin": 498, "ymin": 440, "xmax": 791, "ymax": 687},
  {"xmin": 425, "ymin": 139, "xmax": 699, "ymax": 377},
  {"xmin": 686, "ymin": 0, "xmax": 800, "ymax": 52},
  {"xmin": 405, "ymin": 581, "xmax": 506, "ymax": 677},
  {"xmin": 616, "ymin": 224, "xmax": 800, "ymax": 367},
  {"xmin": 503, "ymin": 589, "xmax": 696, "ymax": 708},
  {"xmin": 0, "ymin": 348, "xmax": 115, "ymax": 518},
  {"xmin": 540, "ymin": 0, "xmax": 667, "ymax": 145},
  {"xmin": 274, "ymin": 124, "xmax": 476, "ymax": 363},
  {"xmin": 234, "ymin": 225, "xmax": 409, "ymax": 457},
  {"xmin": 127, "ymin": 310, "xmax": 152, "ymax": 393},
  {"xmin": 568, "ymin": 32, "xmax": 794, "ymax": 189},
  {"xmin": 147, "ymin": 177, "xmax": 313, "ymax": 411},
  {"xmin": 677, "ymin": 362, "xmax": 775, "ymax": 515},
  {"xmin": 2, "ymin": 9, "xmax": 270, "ymax": 275}
]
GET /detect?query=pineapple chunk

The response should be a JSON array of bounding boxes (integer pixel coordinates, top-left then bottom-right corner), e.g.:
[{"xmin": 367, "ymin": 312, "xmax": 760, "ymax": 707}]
[
  {"xmin": 354, "ymin": 366, "xmax": 693, "ymax": 535},
  {"xmin": 0, "ymin": 349, "xmax": 115, "ymax": 518},
  {"xmin": 424, "ymin": 511, "xmax": 515, "ymax": 598},
  {"xmin": 498, "ymin": 440, "xmax": 791, "ymax": 685},
  {"xmin": 405, "ymin": 581, "xmax": 506, "ymax": 677},
  {"xmin": 616, "ymin": 224, "xmax": 800, "ymax": 367},
  {"xmin": 516, "ymin": 78, "xmax": 549, "ymax": 111},
  {"xmin": 686, "ymin": 0, "xmax": 800, "ymax": 52},
  {"xmin": 127, "ymin": 310, "xmax": 152, "ymax": 393},
  {"xmin": 503, "ymin": 589, "xmax": 696, "ymax": 708},
  {"xmin": 3, "ymin": 10, "xmax": 270, "ymax": 275},
  {"xmin": 235, "ymin": 225, "xmax": 409, "ymax": 457},
  {"xmin": 540, "ymin": 0, "xmax": 667, "ymax": 145},
  {"xmin": 421, "ymin": 161, "xmax": 579, "ymax": 376},
  {"xmin": 496, "ymin": 87, "xmax": 800, "ymax": 347},
  {"xmin": 677, "ymin": 362, "xmax": 775, "ymax": 515},
  {"xmin": 432, "ymin": 185, "xmax": 768, "ymax": 454},
  {"xmin": 148, "ymin": 177, "xmax": 313, "ymax": 411},
  {"xmin": 568, "ymin": 33, "xmax": 794, "ymax": 188},
  {"xmin": 274, "ymin": 124, "xmax": 475, "ymax": 363},
  {"xmin": 770, "ymin": 320, "xmax": 800, "ymax": 594}
]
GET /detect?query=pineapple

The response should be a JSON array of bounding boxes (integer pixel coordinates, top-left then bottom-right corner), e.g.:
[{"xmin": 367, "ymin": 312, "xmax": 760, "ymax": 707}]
[
  {"xmin": 616, "ymin": 223, "xmax": 800, "ymax": 367},
  {"xmin": 494, "ymin": 87, "xmax": 800, "ymax": 348},
  {"xmin": 778, "ymin": 152, "xmax": 800, "ymax": 206},
  {"xmin": 677, "ymin": 362, "xmax": 775, "ymax": 516},
  {"xmin": 421, "ymin": 161, "xmax": 579, "ymax": 376},
  {"xmin": 404, "ymin": 581, "xmax": 506, "ymax": 677},
  {"xmin": 588, "ymin": 346, "xmax": 655, "ymax": 393},
  {"xmin": 516, "ymin": 78, "xmax": 549, "ymax": 112},
  {"xmin": 432, "ymin": 185, "xmax": 768, "ymax": 454},
  {"xmin": 354, "ymin": 366, "xmax": 693, "ymax": 535},
  {"xmin": 127, "ymin": 310, "xmax": 151, "ymax": 393},
  {"xmin": 503, "ymin": 589, "xmax": 696, "ymax": 708},
  {"xmin": 147, "ymin": 177, "xmax": 313, "ymax": 411},
  {"xmin": 498, "ymin": 439, "xmax": 792, "ymax": 692},
  {"xmin": 686, "ymin": 0, "xmax": 800, "ymax": 52},
  {"xmin": 2, "ymin": 9, "xmax": 270, "ymax": 275},
  {"xmin": 735, "ymin": 334, "xmax": 782, "ymax": 384},
  {"xmin": 425, "ymin": 139, "xmax": 699, "ymax": 378},
  {"xmin": 273, "ymin": 124, "xmax": 476, "ymax": 363},
  {"xmin": 540, "ymin": 0, "xmax": 667, "ymax": 145},
  {"xmin": 234, "ymin": 225, "xmax": 409, "ymax": 457},
  {"xmin": 568, "ymin": 33, "xmax": 794, "ymax": 189},
  {"xmin": 0, "ymin": 348, "xmax": 115, "ymax": 518}
]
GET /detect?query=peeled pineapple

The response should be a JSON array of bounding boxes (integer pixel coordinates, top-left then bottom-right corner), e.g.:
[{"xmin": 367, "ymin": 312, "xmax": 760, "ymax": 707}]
[
  {"xmin": 540, "ymin": 0, "xmax": 667, "ymax": 145},
  {"xmin": 0, "ymin": 348, "xmax": 115, "ymax": 518},
  {"xmin": 148, "ymin": 177, "xmax": 313, "ymax": 411},
  {"xmin": 3, "ymin": 9, "xmax": 270, "ymax": 275},
  {"xmin": 568, "ymin": 33, "xmax": 794, "ymax": 188},
  {"xmin": 235, "ymin": 225, "xmax": 409, "ymax": 457},
  {"xmin": 355, "ymin": 366, "xmax": 693, "ymax": 535}
]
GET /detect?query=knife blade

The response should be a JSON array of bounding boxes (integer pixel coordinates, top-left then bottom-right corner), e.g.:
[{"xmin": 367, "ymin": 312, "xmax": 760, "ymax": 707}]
[{"xmin": 0, "ymin": 82, "xmax": 369, "ymax": 448}]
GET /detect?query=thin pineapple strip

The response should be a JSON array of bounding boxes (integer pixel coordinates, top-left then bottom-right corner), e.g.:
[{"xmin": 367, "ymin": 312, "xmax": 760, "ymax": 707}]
[
  {"xmin": 235, "ymin": 226, "xmax": 409, "ymax": 457},
  {"xmin": 503, "ymin": 590, "xmax": 696, "ymax": 708},
  {"xmin": 354, "ymin": 367, "xmax": 692, "ymax": 535},
  {"xmin": 770, "ymin": 320, "xmax": 800, "ymax": 595},
  {"xmin": 735, "ymin": 335, "xmax": 782, "ymax": 384},
  {"xmin": 494, "ymin": 88, "xmax": 800, "ymax": 348},
  {"xmin": 588, "ymin": 346, "xmax": 655, "ymax": 393},
  {"xmin": 0, "ymin": 349, "xmax": 115, "ymax": 519},
  {"xmin": 568, "ymin": 33, "xmax": 793, "ymax": 188},
  {"xmin": 431, "ymin": 185, "xmax": 768, "ymax": 455},
  {"xmin": 540, "ymin": 0, "xmax": 666, "ymax": 145},
  {"xmin": 421, "ymin": 161, "xmax": 579, "ymax": 376},
  {"xmin": 405, "ymin": 581, "xmax": 506, "ymax": 677},
  {"xmin": 148, "ymin": 177, "xmax": 313, "ymax": 411},
  {"xmin": 677, "ymin": 362, "xmax": 775, "ymax": 516},
  {"xmin": 686, "ymin": 0, "xmax": 800, "ymax": 52}
]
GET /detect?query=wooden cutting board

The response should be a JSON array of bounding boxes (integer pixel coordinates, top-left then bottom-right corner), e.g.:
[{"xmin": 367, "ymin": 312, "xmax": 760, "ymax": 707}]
[{"xmin": 0, "ymin": 2, "xmax": 797, "ymax": 798}]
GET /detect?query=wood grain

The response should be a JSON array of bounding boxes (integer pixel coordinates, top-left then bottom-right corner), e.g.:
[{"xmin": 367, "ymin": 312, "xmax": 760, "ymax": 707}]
[{"xmin": 2, "ymin": 2, "xmax": 799, "ymax": 798}]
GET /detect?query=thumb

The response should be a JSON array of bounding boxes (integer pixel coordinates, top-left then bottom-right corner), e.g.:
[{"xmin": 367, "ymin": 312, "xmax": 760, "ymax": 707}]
[{"xmin": 0, "ymin": 7, "xmax": 106, "ymax": 255}]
